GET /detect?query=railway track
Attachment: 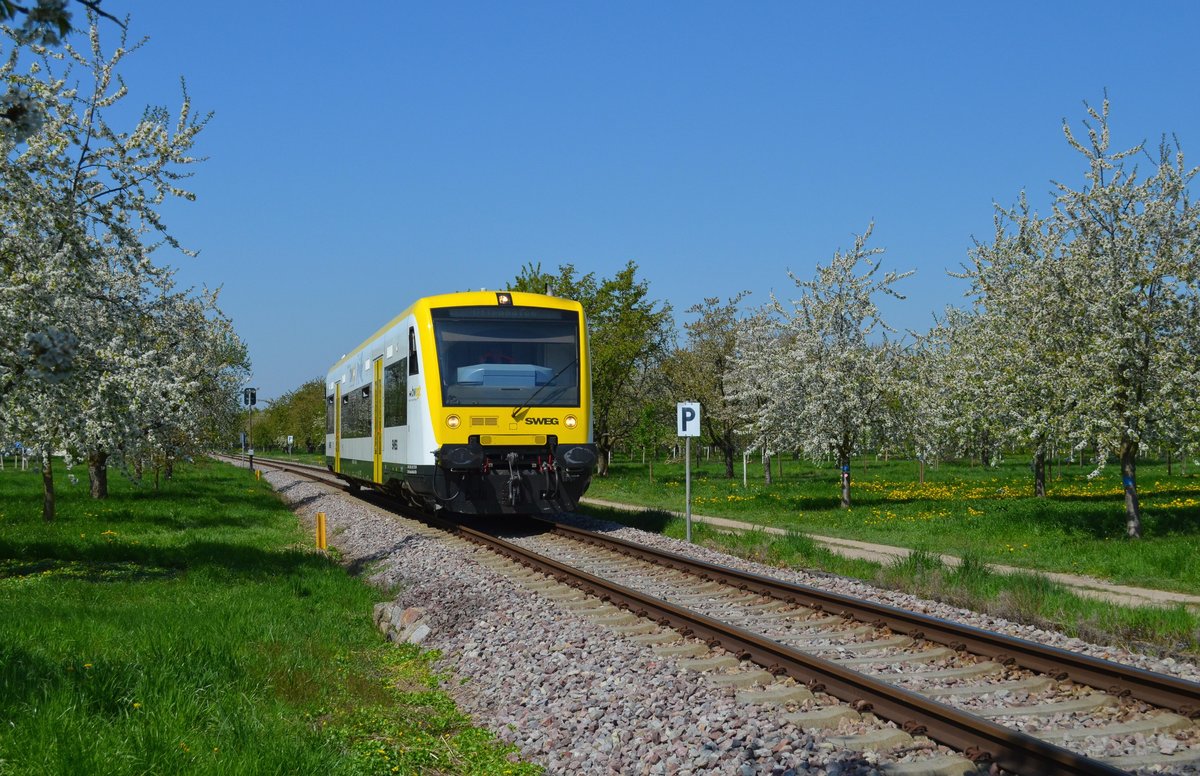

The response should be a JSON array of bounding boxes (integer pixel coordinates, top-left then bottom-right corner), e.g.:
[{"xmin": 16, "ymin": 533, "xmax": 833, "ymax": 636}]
[{"xmin": 231, "ymin": 454, "xmax": 1200, "ymax": 775}]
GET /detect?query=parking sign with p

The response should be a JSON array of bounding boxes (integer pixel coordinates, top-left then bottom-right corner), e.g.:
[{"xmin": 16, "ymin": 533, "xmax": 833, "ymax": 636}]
[{"xmin": 677, "ymin": 402, "xmax": 700, "ymax": 437}]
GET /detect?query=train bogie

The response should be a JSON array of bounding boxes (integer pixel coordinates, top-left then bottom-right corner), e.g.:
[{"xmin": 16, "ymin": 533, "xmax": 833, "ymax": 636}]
[{"xmin": 325, "ymin": 291, "xmax": 596, "ymax": 514}]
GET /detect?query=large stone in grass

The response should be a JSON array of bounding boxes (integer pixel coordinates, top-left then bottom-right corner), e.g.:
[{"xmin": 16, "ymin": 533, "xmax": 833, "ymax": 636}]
[
  {"xmin": 390, "ymin": 605, "xmax": 425, "ymax": 632},
  {"xmin": 376, "ymin": 604, "xmax": 432, "ymax": 645},
  {"xmin": 373, "ymin": 602, "xmax": 393, "ymax": 633},
  {"xmin": 403, "ymin": 623, "xmax": 432, "ymax": 645},
  {"xmin": 389, "ymin": 618, "xmax": 432, "ymax": 645}
]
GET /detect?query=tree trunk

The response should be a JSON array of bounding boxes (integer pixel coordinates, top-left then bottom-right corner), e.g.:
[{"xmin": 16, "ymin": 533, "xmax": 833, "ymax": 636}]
[
  {"xmin": 42, "ymin": 452, "xmax": 55, "ymax": 522},
  {"xmin": 722, "ymin": 444, "xmax": 735, "ymax": 479},
  {"xmin": 1121, "ymin": 441, "xmax": 1142, "ymax": 539},
  {"xmin": 1033, "ymin": 449, "xmax": 1046, "ymax": 498},
  {"xmin": 918, "ymin": 457, "xmax": 925, "ymax": 485},
  {"xmin": 595, "ymin": 436, "xmax": 610, "ymax": 476},
  {"xmin": 839, "ymin": 454, "xmax": 851, "ymax": 509},
  {"xmin": 88, "ymin": 450, "xmax": 109, "ymax": 499},
  {"xmin": 1167, "ymin": 449, "xmax": 1173, "ymax": 476},
  {"xmin": 762, "ymin": 453, "xmax": 772, "ymax": 485},
  {"xmin": 165, "ymin": 457, "xmax": 174, "ymax": 480}
]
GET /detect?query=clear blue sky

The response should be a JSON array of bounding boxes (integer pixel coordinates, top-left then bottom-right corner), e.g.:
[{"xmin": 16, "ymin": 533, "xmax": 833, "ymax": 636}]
[{"xmin": 108, "ymin": 1, "xmax": 1200, "ymax": 401}]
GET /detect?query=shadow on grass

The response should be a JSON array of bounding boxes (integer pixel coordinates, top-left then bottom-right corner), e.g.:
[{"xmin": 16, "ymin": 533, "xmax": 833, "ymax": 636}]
[
  {"xmin": 982, "ymin": 500, "xmax": 1128, "ymax": 539},
  {"xmin": 991, "ymin": 500, "xmax": 1200, "ymax": 540},
  {"xmin": 0, "ymin": 643, "xmax": 66, "ymax": 714},
  {"xmin": 760, "ymin": 494, "xmax": 846, "ymax": 512},
  {"xmin": 1143, "ymin": 509, "xmax": 1200, "ymax": 537},
  {"xmin": 30, "ymin": 488, "xmax": 290, "ymax": 530},
  {"xmin": 0, "ymin": 557, "xmax": 179, "ymax": 583},
  {"xmin": 0, "ymin": 538, "xmax": 334, "ymax": 580}
]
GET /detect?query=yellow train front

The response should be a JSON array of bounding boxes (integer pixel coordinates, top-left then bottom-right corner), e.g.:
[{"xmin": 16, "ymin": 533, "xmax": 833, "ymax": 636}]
[{"xmin": 325, "ymin": 291, "xmax": 597, "ymax": 514}]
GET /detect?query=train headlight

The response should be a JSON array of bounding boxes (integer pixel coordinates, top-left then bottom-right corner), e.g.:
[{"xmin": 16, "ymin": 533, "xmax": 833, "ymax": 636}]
[
  {"xmin": 446, "ymin": 414, "xmax": 461, "ymax": 429},
  {"xmin": 564, "ymin": 414, "xmax": 578, "ymax": 429}
]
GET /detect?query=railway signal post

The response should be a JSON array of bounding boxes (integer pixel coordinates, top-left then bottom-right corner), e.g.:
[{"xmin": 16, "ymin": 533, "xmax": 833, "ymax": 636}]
[
  {"xmin": 677, "ymin": 402, "xmax": 701, "ymax": 542},
  {"xmin": 244, "ymin": 387, "xmax": 257, "ymax": 471}
]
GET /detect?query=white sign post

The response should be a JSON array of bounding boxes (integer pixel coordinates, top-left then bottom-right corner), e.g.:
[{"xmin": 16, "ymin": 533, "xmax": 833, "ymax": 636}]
[{"xmin": 677, "ymin": 402, "xmax": 701, "ymax": 542}]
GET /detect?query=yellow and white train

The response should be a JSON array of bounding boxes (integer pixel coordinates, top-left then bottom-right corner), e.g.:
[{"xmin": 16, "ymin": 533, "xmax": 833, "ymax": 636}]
[{"xmin": 325, "ymin": 291, "xmax": 597, "ymax": 514}]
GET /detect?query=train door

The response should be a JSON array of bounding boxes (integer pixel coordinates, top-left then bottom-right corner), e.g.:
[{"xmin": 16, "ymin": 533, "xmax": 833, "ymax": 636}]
[
  {"xmin": 372, "ymin": 358, "xmax": 383, "ymax": 483},
  {"xmin": 383, "ymin": 357, "xmax": 410, "ymax": 472},
  {"xmin": 334, "ymin": 381, "xmax": 342, "ymax": 474}
]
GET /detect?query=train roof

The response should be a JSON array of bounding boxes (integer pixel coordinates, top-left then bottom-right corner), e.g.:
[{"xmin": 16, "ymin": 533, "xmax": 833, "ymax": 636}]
[{"xmin": 326, "ymin": 291, "xmax": 583, "ymax": 375}]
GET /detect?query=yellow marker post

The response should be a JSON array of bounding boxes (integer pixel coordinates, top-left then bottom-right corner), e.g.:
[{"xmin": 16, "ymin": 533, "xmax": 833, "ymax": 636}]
[
  {"xmin": 255, "ymin": 470, "xmax": 261, "ymax": 481},
  {"xmin": 316, "ymin": 512, "xmax": 327, "ymax": 550}
]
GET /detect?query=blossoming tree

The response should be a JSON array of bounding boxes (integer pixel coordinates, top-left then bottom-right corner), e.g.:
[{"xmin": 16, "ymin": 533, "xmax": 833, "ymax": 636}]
[
  {"xmin": 1052, "ymin": 100, "xmax": 1200, "ymax": 537},
  {"xmin": 726, "ymin": 301, "xmax": 792, "ymax": 483},
  {"xmin": 731, "ymin": 224, "xmax": 912, "ymax": 506},
  {"xmin": 952, "ymin": 99, "xmax": 1200, "ymax": 537},
  {"xmin": 1, "ymin": 17, "xmax": 246, "ymax": 518},
  {"xmin": 953, "ymin": 197, "xmax": 1076, "ymax": 496}
]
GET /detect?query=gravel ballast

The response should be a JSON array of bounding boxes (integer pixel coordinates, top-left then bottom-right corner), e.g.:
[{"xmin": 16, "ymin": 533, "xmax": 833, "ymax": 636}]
[{"xmin": 263, "ymin": 471, "xmax": 1200, "ymax": 775}]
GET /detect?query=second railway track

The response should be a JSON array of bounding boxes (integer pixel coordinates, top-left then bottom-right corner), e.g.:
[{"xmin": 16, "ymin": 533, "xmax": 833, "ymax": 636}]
[{"xmin": 235, "ymin": 454, "xmax": 1200, "ymax": 775}]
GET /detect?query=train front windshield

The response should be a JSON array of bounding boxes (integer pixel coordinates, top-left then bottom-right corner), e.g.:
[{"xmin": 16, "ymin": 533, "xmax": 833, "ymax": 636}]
[{"xmin": 432, "ymin": 306, "xmax": 581, "ymax": 408}]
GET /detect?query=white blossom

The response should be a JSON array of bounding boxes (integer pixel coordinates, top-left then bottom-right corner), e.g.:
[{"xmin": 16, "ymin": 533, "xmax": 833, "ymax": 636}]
[
  {"xmin": 949, "ymin": 97, "xmax": 1200, "ymax": 537},
  {"xmin": 729, "ymin": 224, "xmax": 912, "ymax": 505},
  {"xmin": 0, "ymin": 86, "xmax": 45, "ymax": 142},
  {"xmin": 0, "ymin": 18, "xmax": 246, "ymax": 516}
]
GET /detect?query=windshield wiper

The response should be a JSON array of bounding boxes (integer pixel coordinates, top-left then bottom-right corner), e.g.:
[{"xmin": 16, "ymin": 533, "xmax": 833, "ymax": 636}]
[{"xmin": 511, "ymin": 358, "xmax": 577, "ymax": 421}]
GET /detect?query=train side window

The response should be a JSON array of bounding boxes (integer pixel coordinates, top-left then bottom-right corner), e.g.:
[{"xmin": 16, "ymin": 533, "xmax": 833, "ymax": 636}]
[
  {"xmin": 384, "ymin": 359, "xmax": 408, "ymax": 427},
  {"xmin": 343, "ymin": 388, "xmax": 370, "ymax": 437},
  {"xmin": 326, "ymin": 394, "xmax": 335, "ymax": 434},
  {"xmin": 408, "ymin": 327, "xmax": 419, "ymax": 375},
  {"xmin": 358, "ymin": 387, "xmax": 371, "ymax": 436}
]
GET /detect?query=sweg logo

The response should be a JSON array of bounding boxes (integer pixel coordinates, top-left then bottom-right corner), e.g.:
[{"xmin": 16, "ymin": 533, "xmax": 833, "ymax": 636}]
[{"xmin": 524, "ymin": 417, "xmax": 559, "ymax": 426}]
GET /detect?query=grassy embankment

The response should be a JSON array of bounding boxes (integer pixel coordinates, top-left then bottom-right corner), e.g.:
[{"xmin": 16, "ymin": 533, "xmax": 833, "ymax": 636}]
[
  {"xmin": 0, "ymin": 459, "xmax": 535, "ymax": 776},
  {"xmin": 582, "ymin": 455, "xmax": 1200, "ymax": 656}
]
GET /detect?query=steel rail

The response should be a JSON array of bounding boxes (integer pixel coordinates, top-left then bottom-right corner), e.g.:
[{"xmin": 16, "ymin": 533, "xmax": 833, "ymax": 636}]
[
  {"xmin": 546, "ymin": 520, "xmax": 1200, "ymax": 720},
  {"xmin": 238, "ymin": 456, "xmax": 1200, "ymax": 715},
  {"xmin": 231, "ymin": 455, "xmax": 1196, "ymax": 773},
  {"xmin": 452, "ymin": 521, "xmax": 1127, "ymax": 776},
  {"xmin": 219, "ymin": 454, "xmax": 345, "ymax": 487}
]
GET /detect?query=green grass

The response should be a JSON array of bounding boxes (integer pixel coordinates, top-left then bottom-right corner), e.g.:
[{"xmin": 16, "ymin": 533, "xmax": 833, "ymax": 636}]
[
  {"xmin": 0, "ymin": 460, "xmax": 536, "ymax": 776},
  {"xmin": 587, "ymin": 455, "xmax": 1200, "ymax": 593},
  {"xmin": 582, "ymin": 455, "xmax": 1200, "ymax": 657}
]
